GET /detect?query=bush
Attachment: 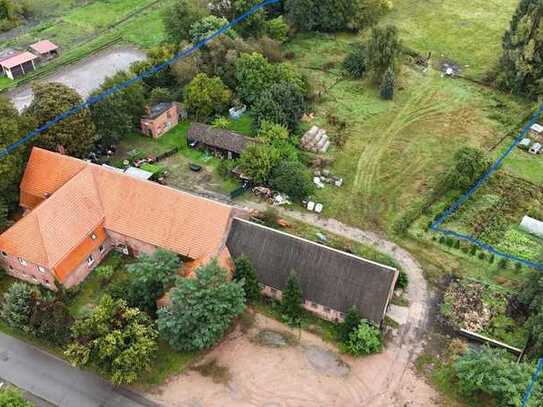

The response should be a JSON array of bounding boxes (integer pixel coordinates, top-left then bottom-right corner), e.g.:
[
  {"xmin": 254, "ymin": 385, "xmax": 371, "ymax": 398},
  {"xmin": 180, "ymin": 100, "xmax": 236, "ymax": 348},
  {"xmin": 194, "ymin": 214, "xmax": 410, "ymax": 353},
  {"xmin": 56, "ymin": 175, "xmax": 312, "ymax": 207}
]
[
  {"xmin": 96, "ymin": 265, "xmax": 114, "ymax": 287},
  {"xmin": 260, "ymin": 208, "xmax": 279, "ymax": 227},
  {"xmin": 217, "ymin": 158, "xmax": 237, "ymax": 178},
  {"xmin": 470, "ymin": 245, "xmax": 477, "ymax": 256},
  {"xmin": 0, "ymin": 386, "xmax": 32, "ymax": 407},
  {"xmin": 30, "ymin": 299, "xmax": 73, "ymax": 346},
  {"xmin": 269, "ymin": 160, "xmax": 314, "ymax": 202},
  {"xmin": 395, "ymin": 270, "xmax": 408, "ymax": 290},
  {"xmin": 338, "ymin": 306, "xmax": 361, "ymax": 343},
  {"xmin": 498, "ymin": 258, "xmax": 509, "ymax": 269},
  {"xmin": 478, "ymin": 251, "xmax": 486, "ymax": 260},
  {"xmin": 343, "ymin": 320, "xmax": 382, "ymax": 356},
  {"xmin": 233, "ymin": 256, "xmax": 261, "ymax": 302},
  {"xmin": 211, "ymin": 116, "xmax": 231, "ymax": 128},
  {"xmin": 342, "ymin": 43, "xmax": 368, "ymax": 79},
  {"xmin": 265, "ymin": 16, "xmax": 289, "ymax": 42},
  {"xmin": 380, "ymin": 66, "xmax": 395, "ymax": 100}
]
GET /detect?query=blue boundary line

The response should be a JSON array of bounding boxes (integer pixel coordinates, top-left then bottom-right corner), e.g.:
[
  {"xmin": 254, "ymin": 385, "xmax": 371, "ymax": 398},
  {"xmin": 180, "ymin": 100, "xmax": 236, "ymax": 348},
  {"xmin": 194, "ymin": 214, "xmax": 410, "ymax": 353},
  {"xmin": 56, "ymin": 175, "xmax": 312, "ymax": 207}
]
[
  {"xmin": 430, "ymin": 102, "xmax": 543, "ymax": 270},
  {"xmin": 0, "ymin": 0, "xmax": 279, "ymax": 159},
  {"xmin": 522, "ymin": 357, "xmax": 543, "ymax": 407}
]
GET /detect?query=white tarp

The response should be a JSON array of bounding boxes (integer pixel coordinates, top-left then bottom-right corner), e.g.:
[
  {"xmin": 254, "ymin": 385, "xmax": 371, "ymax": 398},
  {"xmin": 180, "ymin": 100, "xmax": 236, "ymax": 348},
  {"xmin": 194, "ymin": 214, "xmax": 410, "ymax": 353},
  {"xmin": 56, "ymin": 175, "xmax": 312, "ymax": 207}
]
[
  {"xmin": 124, "ymin": 166, "xmax": 153, "ymax": 180},
  {"xmin": 520, "ymin": 215, "xmax": 543, "ymax": 238}
]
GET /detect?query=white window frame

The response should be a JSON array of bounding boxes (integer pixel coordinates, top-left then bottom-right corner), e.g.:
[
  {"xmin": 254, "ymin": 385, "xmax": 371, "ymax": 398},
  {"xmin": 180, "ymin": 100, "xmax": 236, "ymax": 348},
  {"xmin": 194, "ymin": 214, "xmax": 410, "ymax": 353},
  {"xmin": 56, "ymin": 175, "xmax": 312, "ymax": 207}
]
[
  {"xmin": 18, "ymin": 257, "xmax": 27, "ymax": 266},
  {"xmin": 87, "ymin": 255, "xmax": 95, "ymax": 266},
  {"xmin": 1, "ymin": 251, "xmax": 7, "ymax": 257},
  {"xmin": 91, "ymin": 233, "xmax": 97, "ymax": 240},
  {"xmin": 99, "ymin": 245, "xmax": 105, "ymax": 254},
  {"xmin": 37, "ymin": 266, "xmax": 46, "ymax": 273}
]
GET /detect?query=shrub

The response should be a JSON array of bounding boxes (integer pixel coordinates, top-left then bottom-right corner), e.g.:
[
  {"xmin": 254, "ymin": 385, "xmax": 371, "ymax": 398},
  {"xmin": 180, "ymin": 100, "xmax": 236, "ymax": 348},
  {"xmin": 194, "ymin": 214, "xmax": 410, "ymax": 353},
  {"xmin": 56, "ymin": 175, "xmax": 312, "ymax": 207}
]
[
  {"xmin": 260, "ymin": 208, "xmax": 279, "ymax": 227},
  {"xmin": 380, "ymin": 66, "xmax": 395, "ymax": 100},
  {"xmin": 30, "ymin": 299, "xmax": 73, "ymax": 346},
  {"xmin": 269, "ymin": 160, "xmax": 314, "ymax": 202},
  {"xmin": 211, "ymin": 116, "xmax": 231, "ymax": 128},
  {"xmin": 344, "ymin": 320, "xmax": 382, "ymax": 356},
  {"xmin": 446, "ymin": 237, "xmax": 454, "ymax": 247},
  {"xmin": 478, "ymin": 252, "xmax": 486, "ymax": 260},
  {"xmin": 190, "ymin": 15, "xmax": 233, "ymax": 42},
  {"xmin": 470, "ymin": 245, "xmax": 477, "ymax": 256},
  {"xmin": 454, "ymin": 240, "xmax": 461, "ymax": 249},
  {"xmin": 498, "ymin": 258, "xmax": 509, "ymax": 269},
  {"xmin": 338, "ymin": 306, "xmax": 361, "ymax": 343},
  {"xmin": 342, "ymin": 43, "xmax": 367, "ymax": 79},
  {"xmin": 265, "ymin": 16, "xmax": 289, "ymax": 42},
  {"xmin": 395, "ymin": 270, "xmax": 409, "ymax": 290},
  {"xmin": 438, "ymin": 236, "xmax": 445, "ymax": 244},
  {"xmin": 515, "ymin": 262, "xmax": 522, "ymax": 272},
  {"xmin": 0, "ymin": 386, "xmax": 32, "ymax": 407},
  {"xmin": 489, "ymin": 254, "xmax": 495, "ymax": 264},
  {"xmin": 217, "ymin": 158, "xmax": 237, "ymax": 178},
  {"xmin": 96, "ymin": 265, "xmax": 114, "ymax": 286}
]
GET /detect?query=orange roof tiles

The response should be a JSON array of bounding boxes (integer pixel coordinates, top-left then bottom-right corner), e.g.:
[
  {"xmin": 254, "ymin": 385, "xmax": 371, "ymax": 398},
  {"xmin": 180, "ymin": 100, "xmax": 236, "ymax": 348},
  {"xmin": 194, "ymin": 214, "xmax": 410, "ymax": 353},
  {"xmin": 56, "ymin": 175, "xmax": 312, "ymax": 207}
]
[
  {"xmin": 20, "ymin": 148, "xmax": 87, "ymax": 209},
  {"xmin": 0, "ymin": 148, "xmax": 236, "ymax": 282}
]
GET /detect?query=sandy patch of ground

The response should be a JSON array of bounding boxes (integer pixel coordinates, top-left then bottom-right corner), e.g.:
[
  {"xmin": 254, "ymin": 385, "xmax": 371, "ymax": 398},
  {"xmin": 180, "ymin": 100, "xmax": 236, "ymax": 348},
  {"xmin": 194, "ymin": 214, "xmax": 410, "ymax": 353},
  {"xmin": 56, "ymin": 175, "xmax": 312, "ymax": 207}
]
[{"xmin": 148, "ymin": 313, "xmax": 440, "ymax": 407}]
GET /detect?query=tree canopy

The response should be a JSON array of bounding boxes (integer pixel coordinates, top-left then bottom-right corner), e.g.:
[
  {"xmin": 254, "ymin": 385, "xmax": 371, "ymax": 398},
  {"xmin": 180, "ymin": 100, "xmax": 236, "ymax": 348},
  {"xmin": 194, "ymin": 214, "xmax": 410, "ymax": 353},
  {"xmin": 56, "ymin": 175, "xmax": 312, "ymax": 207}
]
[
  {"xmin": 162, "ymin": 0, "xmax": 208, "ymax": 43},
  {"xmin": 367, "ymin": 25, "xmax": 401, "ymax": 80},
  {"xmin": 445, "ymin": 147, "xmax": 491, "ymax": 191},
  {"xmin": 1, "ymin": 282, "xmax": 36, "ymax": 332},
  {"xmin": 90, "ymin": 71, "xmax": 146, "ymax": 145},
  {"xmin": 497, "ymin": 0, "xmax": 543, "ymax": 98},
  {"xmin": 0, "ymin": 97, "xmax": 29, "ymax": 206},
  {"xmin": 269, "ymin": 160, "xmax": 314, "ymax": 202},
  {"xmin": 281, "ymin": 272, "xmax": 303, "ymax": 325},
  {"xmin": 253, "ymin": 81, "xmax": 305, "ymax": 130},
  {"xmin": 65, "ymin": 296, "xmax": 158, "ymax": 385},
  {"xmin": 233, "ymin": 256, "xmax": 261, "ymax": 302},
  {"xmin": 185, "ymin": 73, "xmax": 232, "ymax": 120},
  {"xmin": 158, "ymin": 260, "xmax": 245, "ymax": 351},
  {"xmin": 27, "ymin": 82, "xmax": 96, "ymax": 158}
]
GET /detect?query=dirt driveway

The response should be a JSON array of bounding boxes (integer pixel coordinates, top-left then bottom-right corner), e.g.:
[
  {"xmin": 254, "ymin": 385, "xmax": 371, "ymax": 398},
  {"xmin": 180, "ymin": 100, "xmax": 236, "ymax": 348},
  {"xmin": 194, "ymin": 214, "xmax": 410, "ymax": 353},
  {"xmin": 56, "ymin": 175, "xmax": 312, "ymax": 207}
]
[
  {"xmin": 149, "ymin": 313, "xmax": 439, "ymax": 407},
  {"xmin": 7, "ymin": 46, "xmax": 145, "ymax": 111}
]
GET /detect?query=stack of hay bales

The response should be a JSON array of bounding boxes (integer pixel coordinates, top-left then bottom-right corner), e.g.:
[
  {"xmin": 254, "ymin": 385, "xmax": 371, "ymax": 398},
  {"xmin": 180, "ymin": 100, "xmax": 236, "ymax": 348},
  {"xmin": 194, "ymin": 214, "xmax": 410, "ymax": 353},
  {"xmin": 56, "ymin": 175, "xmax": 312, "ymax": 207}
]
[{"xmin": 301, "ymin": 126, "xmax": 330, "ymax": 153}]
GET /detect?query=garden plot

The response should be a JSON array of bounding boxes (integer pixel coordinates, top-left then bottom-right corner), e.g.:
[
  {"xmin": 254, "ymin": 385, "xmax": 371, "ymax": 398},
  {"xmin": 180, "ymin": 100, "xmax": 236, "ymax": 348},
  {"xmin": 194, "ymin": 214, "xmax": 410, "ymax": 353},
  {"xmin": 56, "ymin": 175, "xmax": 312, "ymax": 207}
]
[
  {"xmin": 441, "ymin": 171, "xmax": 543, "ymax": 263},
  {"xmin": 440, "ymin": 279, "xmax": 527, "ymax": 348}
]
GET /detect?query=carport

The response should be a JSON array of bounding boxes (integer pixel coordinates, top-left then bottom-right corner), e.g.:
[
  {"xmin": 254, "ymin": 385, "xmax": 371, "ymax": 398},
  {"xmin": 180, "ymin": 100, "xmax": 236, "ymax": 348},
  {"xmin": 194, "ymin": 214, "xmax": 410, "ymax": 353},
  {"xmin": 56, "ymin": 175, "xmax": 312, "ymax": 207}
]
[{"xmin": 0, "ymin": 52, "xmax": 38, "ymax": 80}]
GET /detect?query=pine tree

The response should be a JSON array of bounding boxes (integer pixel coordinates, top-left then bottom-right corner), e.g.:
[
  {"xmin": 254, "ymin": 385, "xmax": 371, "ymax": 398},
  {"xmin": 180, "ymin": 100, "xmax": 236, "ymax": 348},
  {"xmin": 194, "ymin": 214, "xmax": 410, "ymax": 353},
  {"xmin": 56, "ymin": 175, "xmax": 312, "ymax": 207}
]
[
  {"xmin": 497, "ymin": 0, "xmax": 543, "ymax": 98},
  {"xmin": 380, "ymin": 66, "xmax": 395, "ymax": 100},
  {"xmin": 233, "ymin": 256, "xmax": 261, "ymax": 302},
  {"xmin": 281, "ymin": 272, "xmax": 303, "ymax": 325}
]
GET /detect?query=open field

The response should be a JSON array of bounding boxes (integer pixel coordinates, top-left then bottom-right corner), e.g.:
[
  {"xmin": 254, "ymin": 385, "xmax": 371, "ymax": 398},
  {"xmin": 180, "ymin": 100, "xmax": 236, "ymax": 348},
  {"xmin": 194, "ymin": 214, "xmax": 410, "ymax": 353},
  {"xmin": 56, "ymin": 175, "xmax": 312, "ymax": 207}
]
[{"xmin": 384, "ymin": 0, "xmax": 518, "ymax": 78}]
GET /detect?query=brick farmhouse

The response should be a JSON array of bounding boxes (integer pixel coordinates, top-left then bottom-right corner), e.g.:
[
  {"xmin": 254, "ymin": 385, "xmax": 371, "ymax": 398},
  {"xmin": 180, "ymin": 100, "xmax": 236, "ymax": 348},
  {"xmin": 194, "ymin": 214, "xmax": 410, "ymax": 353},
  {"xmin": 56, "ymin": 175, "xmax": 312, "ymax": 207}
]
[
  {"xmin": 140, "ymin": 102, "xmax": 185, "ymax": 139},
  {"xmin": 0, "ymin": 148, "xmax": 397, "ymax": 324}
]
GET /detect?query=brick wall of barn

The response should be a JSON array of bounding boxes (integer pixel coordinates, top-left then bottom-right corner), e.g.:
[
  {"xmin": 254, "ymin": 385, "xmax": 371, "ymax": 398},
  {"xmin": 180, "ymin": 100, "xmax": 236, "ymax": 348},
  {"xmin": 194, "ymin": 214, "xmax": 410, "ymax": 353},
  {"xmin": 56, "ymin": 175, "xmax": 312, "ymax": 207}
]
[{"xmin": 0, "ymin": 252, "xmax": 56, "ymax": 289}]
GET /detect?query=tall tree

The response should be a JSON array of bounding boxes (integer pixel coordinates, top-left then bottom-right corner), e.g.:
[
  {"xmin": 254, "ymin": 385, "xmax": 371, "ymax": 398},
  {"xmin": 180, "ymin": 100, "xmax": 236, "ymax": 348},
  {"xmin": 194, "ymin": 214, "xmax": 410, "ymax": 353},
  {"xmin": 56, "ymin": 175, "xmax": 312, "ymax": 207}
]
[
  {"xmin": 269, "ymin": 160, "xmax": 314, "ymax": 202},
  {"xmin": 497, "ymin": 0, "xmax": 543, "ymax": 98},
  {"xmin": 157, "ymin": 260, "xmax": 245, "ymax": 351},
  {"xmin": 0, "ymin": 97, "xmax": 29, "ymax": 206},
  {"xmin": 27, "ymin": 82, "xmax": 96, "ymax": 158},
  {"xmin": 162, "ymin": 0, "xmax": 208, "ymax": 43},
  {"xmin": 184, "ymin": 73, "xmax": 232, "ymax": 120},
  {"xmin": 253, "ymin": 81, "xmax": 305, "ymax": 130},
  {"xmin": 281, "ymin": 272, "xmax": 303, "ymax": 325},
  {"xmin": 125, "ymin": 250, "xmax": 181, "ymax": 316},
  {"xmin": 444, "ymin": 147, "xmax": 491, "ymax": 191},
  {"xmin": 90, "ymin": 71, "xmax": 146, "ymax": 145},
  {"xmin": 65, "ymin": 296, "xmax": 158, "ymax": 385},
  {"xmin": 233, "ymin": 256, "xmax": 261, "ymax": 302},
  {"xmin": 0, "ymin": 282, "xmax": 36, "ymax": 332},
  {"xmin": 367, "ymin": 25, "xmax": 401, "ymax": 80}
]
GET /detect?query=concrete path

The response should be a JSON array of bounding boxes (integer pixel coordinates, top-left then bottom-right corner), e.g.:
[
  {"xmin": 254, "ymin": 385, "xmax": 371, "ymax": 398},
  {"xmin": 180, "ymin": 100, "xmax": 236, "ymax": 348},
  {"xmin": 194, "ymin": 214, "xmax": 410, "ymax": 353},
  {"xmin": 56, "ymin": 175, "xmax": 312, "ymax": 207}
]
[{"xmin": 0, "ymin": 332, "xmax": 160, "ymax": 407}]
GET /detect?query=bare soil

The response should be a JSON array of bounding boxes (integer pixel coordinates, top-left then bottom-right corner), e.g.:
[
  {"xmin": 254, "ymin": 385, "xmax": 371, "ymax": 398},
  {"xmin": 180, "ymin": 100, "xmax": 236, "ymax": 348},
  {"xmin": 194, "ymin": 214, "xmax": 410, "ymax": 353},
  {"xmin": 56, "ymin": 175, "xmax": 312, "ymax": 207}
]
[{"xmin": 148, "ymin": 314, "xmax": 440, "ymax": 407}]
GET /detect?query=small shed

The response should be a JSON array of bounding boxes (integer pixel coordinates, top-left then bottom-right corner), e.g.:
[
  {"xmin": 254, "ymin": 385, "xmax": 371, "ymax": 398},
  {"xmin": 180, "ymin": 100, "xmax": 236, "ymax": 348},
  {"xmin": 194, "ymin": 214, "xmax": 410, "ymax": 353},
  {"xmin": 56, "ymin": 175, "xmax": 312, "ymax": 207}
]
[
  {"xmin": 29, "ymin": 40, "xmax": 59, "ymax": 61},
  {"xmin": 520, "ymin": 215, "xmax": 543, "ymax": 239},
  {"xmin": 187, "ymin": 122, "xmax": 257, "ymax": 159},
  {"xmin": 529, "ymin": 123, "xmax": 543, "ymax": 137},
  {"xmin": 529, "ymin": 142, "xmax": 542, "ymax": 155},
  {"xmin": 519, "ymin": 138, "xmax": 532, "ymax": 150},
  {"xmin": 0, "ymin": 52, "xmax": 38, "ymax": 80}
]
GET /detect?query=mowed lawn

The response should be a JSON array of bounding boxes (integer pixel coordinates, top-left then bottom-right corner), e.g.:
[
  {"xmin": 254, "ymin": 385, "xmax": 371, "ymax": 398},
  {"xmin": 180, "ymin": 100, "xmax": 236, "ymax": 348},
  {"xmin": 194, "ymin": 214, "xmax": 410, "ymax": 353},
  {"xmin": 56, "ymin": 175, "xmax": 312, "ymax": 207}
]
[
  {"xmin": 285, "ymin": 0, "xmax": 532, "ymax": 234},
  {"xmin": 384, "ymin": 0, "xmax": 518, "ymax": 78}
]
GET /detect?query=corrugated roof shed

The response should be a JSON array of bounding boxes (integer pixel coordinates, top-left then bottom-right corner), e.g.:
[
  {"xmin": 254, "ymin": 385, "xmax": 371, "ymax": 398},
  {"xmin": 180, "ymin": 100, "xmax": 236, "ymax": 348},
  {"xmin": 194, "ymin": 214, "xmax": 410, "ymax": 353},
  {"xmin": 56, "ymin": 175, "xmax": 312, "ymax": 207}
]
[
  {"xmin": 520, "ymin": 215, "xmax": 543, "ymax": 238},
  {"xmin": 187, "ymin": 122, "xmax": 257, "ymax": 154},
  {"xmin": 226, "ymin": 218, "xmax": 398, "ymax": 323}
]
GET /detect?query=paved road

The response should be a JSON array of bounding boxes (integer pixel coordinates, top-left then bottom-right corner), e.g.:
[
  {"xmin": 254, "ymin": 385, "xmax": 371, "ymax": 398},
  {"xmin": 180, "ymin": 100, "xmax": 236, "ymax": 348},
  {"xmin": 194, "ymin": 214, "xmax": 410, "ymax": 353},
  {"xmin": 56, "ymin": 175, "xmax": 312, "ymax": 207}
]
[{"xmin": 0, "ymin": 332, "xmax": 160, "ymax": 407}]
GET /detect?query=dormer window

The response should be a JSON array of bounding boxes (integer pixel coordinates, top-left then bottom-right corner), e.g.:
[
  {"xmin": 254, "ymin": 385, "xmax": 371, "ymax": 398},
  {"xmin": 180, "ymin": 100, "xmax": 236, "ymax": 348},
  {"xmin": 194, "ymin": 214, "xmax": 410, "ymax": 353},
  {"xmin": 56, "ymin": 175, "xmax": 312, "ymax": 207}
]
[
  {"xmin": 18, "ymin": 257, "xmax": 27, "ymax": 266},
  {"xmin": 1, "ymin": 251, "xmax": 7, "ymax": 257},
  {"xmin": 87, "ymin": 255, "xmax": 94, "ymax": 266}
]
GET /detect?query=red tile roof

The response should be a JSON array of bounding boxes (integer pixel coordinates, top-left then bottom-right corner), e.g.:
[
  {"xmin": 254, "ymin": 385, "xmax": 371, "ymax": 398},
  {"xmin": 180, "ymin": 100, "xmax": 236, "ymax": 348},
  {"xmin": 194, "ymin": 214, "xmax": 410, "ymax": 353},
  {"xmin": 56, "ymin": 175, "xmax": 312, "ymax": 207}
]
[
  {"xmin": 0, "ymin": 52, "xmax": 37, "ymax": 69},
  {"xmin": 0, "ymin": 148, "xmax": 236, "ymax": 283},
  {"xmin": 29, "ymin": 40, "xmax": 58, "ymax": 55}
]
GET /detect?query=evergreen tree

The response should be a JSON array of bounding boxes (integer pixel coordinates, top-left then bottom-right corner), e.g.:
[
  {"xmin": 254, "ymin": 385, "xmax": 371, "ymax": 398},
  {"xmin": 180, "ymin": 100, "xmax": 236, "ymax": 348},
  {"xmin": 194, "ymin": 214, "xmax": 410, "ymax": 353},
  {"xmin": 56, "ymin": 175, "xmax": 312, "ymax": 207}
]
[
  {"xmin": 497, "ymin": 0, "xmax": 543, "ymax": 98},
  {"xmin": 233, "ymin": 256, "xmax": 261, "ymax": 302},
  {"xmin": 281, "ymin": 272, "xmax": 303, "ymax": 325},
  {"xmin": 380, "ymin": 66, "xmax": 395, "ymax": 100},
  {"xmin": 0, "ymin": 283, "xmax": 37, "ymax": 332}
]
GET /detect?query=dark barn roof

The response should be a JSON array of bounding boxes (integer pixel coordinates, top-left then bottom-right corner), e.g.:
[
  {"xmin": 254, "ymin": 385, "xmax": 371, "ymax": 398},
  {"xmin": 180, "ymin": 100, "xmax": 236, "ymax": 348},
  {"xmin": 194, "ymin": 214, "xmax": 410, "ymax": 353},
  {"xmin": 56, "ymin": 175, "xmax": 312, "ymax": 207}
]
[
  {"xmin": 226, "ymin": 218, "xmax": 398, "ymax": 323},
  {"xmin": 143, "ymin": 102, "xmax": 177, "ymax": 120},
  {"xmin": 187, "ymin": 123, "xmax": 256, "ymax": 155}
]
